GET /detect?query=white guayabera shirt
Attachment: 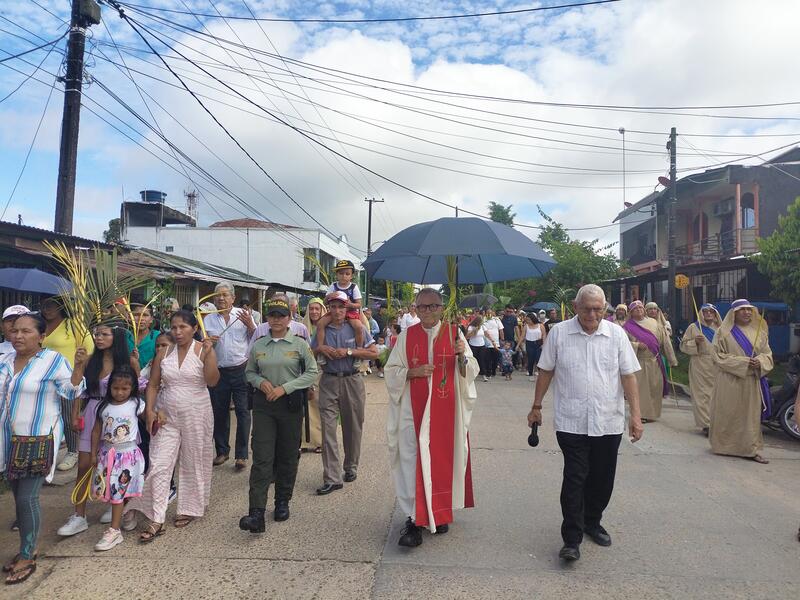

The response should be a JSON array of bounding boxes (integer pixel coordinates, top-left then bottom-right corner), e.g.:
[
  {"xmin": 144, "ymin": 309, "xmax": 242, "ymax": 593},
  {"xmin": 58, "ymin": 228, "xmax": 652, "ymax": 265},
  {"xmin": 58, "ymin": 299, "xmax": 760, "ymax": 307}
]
[{"xmin": 537, "ymin": 317, "xmax": 640, "ymax": 436}]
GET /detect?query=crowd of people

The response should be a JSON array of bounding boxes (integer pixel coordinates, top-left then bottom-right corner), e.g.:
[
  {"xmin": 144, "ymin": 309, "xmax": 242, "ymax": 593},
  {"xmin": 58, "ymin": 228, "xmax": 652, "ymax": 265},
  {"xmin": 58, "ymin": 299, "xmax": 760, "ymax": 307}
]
[{"xmin": 0, "ymin": 272, "xmax": 797, "ymax": 584}]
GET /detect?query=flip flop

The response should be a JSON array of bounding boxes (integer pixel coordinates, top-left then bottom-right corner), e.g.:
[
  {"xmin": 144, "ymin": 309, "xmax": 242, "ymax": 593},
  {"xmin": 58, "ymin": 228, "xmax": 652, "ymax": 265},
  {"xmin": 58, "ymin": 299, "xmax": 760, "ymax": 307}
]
[
  {"xmin": 3, "ymin": 551, "xmax": 37, "ymax": 573},
  {"xmin": 751, "ymin": 455, "xmax": 769, "ymax": 464},
  {"xmin": 173, "ymin": 515, "xmax": 195, "ymax": 528},
  {"xmin": 139, "ymin": 522, "xmax": 164, "ymax": 543},
  {"xmin": 5, "ymin": 561, "xmax": 36, "ymax": 585}
]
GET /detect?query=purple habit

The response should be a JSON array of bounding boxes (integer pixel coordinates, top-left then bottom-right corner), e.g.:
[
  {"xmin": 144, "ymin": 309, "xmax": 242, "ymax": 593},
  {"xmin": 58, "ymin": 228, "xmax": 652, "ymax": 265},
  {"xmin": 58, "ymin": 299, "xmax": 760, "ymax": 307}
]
[
  {"xmin": 730, "ymin": 325, "xmax": 772, "ymax": 421},
  {"xmin": 623, "ymin": 319, "xmax": 669, "ymax": 396}
]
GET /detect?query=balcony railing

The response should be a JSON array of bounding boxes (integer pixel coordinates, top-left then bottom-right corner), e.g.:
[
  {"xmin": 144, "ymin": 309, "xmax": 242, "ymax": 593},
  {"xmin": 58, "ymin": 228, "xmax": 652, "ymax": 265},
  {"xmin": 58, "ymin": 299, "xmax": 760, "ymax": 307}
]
[
  {"xmin": 675, "ymin": 228, "xmax": 757, "ymax": 264},
  {"xmin": 624, "ymin": 244, "xmax": 657, "ymax": 267}
]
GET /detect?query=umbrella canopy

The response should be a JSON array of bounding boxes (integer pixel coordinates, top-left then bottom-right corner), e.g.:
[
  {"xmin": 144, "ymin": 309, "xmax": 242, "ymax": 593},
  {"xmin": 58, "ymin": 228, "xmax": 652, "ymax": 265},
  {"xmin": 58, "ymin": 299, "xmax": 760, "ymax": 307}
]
[
  {"xmin": 362, "ymin": 217, "xmax": 555, "ymax": 284},
  {"xmin": 522, "ymin": 301, "xmax": 558, "ymax": 312},
  {"xmin": 459, "ymin": 293, "xmax": 498, "ymax": 309},
  {"xmin": 0, "ymin": 268, "xmax": 71, "ymax": 295}
]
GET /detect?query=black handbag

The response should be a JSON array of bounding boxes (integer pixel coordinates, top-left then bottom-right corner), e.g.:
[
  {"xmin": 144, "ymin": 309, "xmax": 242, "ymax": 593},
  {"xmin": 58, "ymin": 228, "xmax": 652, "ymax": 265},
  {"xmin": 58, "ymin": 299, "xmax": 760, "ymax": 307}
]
[{"xmin": 6, "ymin": 430, "xmax": 55, "ymax": 480}]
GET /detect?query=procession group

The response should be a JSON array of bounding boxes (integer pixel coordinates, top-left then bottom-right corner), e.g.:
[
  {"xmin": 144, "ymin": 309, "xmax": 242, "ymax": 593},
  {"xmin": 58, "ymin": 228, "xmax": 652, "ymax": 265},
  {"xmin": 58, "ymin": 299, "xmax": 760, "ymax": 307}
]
[{"xmin": 0, "ymin": 259, "xmax": 796, "ymax": 584}]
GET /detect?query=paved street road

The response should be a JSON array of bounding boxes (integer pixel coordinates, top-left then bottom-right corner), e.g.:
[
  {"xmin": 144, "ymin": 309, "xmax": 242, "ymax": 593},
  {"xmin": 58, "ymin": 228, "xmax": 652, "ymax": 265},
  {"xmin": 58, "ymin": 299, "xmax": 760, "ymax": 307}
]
[{"xmin": 1, "ymin": 373, "xmax": 798, "ymax": 599}]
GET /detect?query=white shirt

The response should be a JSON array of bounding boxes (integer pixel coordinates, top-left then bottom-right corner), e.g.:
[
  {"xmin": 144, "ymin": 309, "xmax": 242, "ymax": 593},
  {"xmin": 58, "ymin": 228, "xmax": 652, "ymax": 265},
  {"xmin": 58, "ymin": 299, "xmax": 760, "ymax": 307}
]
[
  {"xmin": 203, "ymin": 307, "xmax": 252, "ymax": 367},
  {"xmin": 483, "ymin": 318, "xmax": 501, "ymax": 345},
  {"xmin": 538, "ymin": 317, "xmax": 640, "ymax": 436},
  {"xmin": 400, "ymin": 313, "xmax": 420, "ymax": 331},
  {"xmin": 467, "ymin": 325, "xmax": 486, "ymax": 347},
  {"xmin": 0, "ymin": 340, "xmax": 13, "ymax": 355}
]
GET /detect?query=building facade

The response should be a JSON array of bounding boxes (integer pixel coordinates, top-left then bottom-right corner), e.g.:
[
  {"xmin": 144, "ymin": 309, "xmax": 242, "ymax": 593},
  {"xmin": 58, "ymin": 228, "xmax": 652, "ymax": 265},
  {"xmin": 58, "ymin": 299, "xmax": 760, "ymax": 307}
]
[{"xmin": 121, "ymin": 201, "xmax": 362, "ymax": 293}]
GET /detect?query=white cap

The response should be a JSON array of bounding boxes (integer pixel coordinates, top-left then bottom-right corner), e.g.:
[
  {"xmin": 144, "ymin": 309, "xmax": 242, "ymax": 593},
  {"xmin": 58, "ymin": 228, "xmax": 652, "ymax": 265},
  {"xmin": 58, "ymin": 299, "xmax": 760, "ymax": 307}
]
[{"xmin": 2, "ymin": 305, "xmax": 29, "ymax": 320}]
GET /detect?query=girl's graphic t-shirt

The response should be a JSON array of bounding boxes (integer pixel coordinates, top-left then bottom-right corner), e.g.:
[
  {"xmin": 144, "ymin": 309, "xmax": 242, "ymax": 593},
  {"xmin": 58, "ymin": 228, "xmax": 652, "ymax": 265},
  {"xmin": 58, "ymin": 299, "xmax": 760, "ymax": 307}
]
[{"xmin": 99, "ymin": 399, "xmax": 143, "ymax": 445}]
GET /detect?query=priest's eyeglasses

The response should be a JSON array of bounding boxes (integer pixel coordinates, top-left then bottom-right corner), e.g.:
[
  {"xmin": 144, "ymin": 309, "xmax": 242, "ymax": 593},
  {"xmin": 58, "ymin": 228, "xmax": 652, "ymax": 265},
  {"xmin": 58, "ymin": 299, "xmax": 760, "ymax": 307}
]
[{"xmin": 417, "ymin": 303, "xmax": 443, "ymax": 312}]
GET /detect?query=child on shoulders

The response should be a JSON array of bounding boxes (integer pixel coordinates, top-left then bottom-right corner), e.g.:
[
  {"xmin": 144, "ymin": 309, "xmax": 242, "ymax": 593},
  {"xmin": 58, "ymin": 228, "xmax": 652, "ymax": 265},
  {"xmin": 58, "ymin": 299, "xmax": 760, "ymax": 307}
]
[{"xmin": 315, "ymin": 259, "xmax": 365, "ymax": 353}]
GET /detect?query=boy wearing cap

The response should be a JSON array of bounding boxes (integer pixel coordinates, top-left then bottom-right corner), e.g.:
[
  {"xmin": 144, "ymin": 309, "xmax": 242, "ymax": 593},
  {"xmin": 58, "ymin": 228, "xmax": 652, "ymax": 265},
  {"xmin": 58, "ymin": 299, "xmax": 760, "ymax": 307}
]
[
  {"xmin": 315, "ymin": 260, "xmax": 365, "ymax": 354},
  {"xmin": 0, "ymin": 305, "xmax": 29, "ymax": 354}
]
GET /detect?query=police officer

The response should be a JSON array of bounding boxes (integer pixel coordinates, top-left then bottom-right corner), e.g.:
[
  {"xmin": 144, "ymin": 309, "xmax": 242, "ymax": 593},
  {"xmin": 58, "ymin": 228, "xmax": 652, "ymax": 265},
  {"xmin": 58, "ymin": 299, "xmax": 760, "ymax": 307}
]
[{"xmin": 239, "ymin": 298, "xmax": 318, "ymax": 533}]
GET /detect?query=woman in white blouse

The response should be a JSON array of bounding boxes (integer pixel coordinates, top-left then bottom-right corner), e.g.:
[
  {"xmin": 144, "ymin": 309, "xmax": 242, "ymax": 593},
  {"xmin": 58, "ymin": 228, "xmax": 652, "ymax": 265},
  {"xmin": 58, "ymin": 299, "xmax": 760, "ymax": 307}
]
[
  {"xmin": 0, "ymin": 313, "xmax": 86, "ymax": 585},
  {"xmin": 517, "ymin": 314, "xmax": 547, "ymax": 381},
  {"xmin": 466, "ymin": 316, "xmax": 490, "ymax": 382}
]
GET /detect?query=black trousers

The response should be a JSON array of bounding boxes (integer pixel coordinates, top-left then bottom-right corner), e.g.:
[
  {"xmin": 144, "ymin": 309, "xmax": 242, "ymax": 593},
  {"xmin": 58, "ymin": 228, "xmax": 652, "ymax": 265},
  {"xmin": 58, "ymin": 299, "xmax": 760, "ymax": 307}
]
[
  {"xmin": 249, "ymin": 392, "xmax": 303, "ymax": 508},
  {"xmin": 210, "ymin": 364, "xmax": 251, "ymax": 460},
  {"xmin": 556, "ymin": 431, "xmax": 622, "ymax": 546},
  {"xmin": 486, "ymin": 347, "xmax": 499, "ymax": 376}
]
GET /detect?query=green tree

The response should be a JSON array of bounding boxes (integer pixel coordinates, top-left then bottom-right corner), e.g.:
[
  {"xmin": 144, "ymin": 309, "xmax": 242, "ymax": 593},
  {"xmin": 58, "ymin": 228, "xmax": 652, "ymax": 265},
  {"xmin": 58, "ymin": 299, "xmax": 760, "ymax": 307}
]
[
  {"xmin": 488, "ymin": 202, "xmax": 516, "ymax": 227},
  {"xmin": 499, "ymin": 207, "xmax": 631, "ymax": 306},
  {"xmin": 753, "ymin": 196, "xmax": 800, "ymax": 304},
  {"xmin": 103, "ymin": 218, "xmax": 121, "ymax": 244}
]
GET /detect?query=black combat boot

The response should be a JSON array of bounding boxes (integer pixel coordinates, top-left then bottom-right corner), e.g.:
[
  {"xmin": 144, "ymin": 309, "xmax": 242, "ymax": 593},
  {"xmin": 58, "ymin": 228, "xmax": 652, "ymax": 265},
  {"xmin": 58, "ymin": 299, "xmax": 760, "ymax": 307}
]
[{"xmin": 239, "ymin": 508, "xmax": 266, "ymax": 533}]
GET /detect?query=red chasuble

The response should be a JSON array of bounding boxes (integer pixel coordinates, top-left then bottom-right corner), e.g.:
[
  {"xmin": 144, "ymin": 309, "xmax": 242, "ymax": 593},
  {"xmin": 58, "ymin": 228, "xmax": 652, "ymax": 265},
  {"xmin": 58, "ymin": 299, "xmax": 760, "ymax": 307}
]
[{"xmin": 406, "ymin": 322, "xmax": 474, "ymax": 528}]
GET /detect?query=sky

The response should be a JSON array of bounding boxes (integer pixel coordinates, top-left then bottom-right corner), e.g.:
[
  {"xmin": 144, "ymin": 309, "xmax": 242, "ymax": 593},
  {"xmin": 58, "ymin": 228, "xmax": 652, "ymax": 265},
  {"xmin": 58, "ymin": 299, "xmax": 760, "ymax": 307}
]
[{"xmin": 1, "ymin": 0, "xmax": 800, "ymax": 256}]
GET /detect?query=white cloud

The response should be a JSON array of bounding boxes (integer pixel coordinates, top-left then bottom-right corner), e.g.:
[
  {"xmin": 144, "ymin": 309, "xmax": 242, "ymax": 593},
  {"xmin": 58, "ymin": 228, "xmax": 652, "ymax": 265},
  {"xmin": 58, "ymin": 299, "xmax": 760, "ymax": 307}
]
[{"xmin": 2, "ymin": 0, "xmax": 800, "ymax": 257}]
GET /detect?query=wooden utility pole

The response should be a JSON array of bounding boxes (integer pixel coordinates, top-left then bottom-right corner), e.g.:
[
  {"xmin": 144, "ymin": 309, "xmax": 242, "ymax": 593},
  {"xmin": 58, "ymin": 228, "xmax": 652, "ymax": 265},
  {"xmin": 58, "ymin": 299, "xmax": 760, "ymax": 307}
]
[
  {"xmin": 666, "ymin": 127, "xmax": 678, "ymax": 328},
  {"xmin": 54, "ymin": 0, "xmax": 100, "ymax": 234},
  {"xmin": 364, "ymin": 197, "xmax": 384, "ymax": 308}
]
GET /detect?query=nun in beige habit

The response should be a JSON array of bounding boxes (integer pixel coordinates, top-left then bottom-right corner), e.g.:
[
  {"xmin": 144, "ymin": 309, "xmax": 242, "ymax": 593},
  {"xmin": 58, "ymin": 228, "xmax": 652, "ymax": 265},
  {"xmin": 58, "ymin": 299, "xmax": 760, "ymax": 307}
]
[
  {"xmin": 679, "ymin": 303, "xmax": 722, "ymax": 434},
  {"xmin": 709, "ymin": 299, "xmax": 773, "ymax": 464},
  {"xmin": 623, "ymin": 301, "xmax": 678, "ymax": 422}
]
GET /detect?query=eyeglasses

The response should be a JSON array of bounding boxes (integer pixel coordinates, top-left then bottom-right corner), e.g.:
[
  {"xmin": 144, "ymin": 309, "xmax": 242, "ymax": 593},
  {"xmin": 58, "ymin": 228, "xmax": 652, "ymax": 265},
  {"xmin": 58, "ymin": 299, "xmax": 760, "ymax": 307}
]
[{"xmin": 417, "ymin": 303, "xmax": 443, "ymax": 312}]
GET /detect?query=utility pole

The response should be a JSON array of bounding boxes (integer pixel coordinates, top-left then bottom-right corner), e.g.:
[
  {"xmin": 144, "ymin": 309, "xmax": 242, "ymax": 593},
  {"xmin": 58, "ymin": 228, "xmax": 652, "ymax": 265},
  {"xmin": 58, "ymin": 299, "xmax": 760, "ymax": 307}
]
[
  {"xmin": 54, "ymin": 0, "xmax": 100, "ymax": 235},
  {"xmin": 666, "ymin": 127, "xmax": 678, "ymax": 330},
  {"xmin": 364, "ymin": 197, "xmax": 384, "ymax": 308}
]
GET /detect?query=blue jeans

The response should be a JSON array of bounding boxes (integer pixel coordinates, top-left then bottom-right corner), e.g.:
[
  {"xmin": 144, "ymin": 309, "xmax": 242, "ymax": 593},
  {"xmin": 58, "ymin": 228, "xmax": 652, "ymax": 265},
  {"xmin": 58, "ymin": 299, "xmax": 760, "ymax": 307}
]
[
  {"xmin": 526, "ymin": 340, "xmax": 542, "ymax": 376},
  {"xmin": 211, "ymin": 364, "xmax": 251, "ymax": 460}
]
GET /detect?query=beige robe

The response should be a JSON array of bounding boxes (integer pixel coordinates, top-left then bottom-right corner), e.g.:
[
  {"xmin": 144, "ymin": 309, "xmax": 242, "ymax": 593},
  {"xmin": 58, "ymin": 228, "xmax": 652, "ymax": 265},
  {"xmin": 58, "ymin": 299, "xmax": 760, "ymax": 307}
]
[
  {"xmin": 709, "ymin": 323, "xmax": 773, "ymax": 457},
  {"xmin": 679, "ymin": 322, "xmax": 717, "ymax": 429},
  {"xmin": 627, "ymin": 316, "xmax": 678, "ymax": 420}
]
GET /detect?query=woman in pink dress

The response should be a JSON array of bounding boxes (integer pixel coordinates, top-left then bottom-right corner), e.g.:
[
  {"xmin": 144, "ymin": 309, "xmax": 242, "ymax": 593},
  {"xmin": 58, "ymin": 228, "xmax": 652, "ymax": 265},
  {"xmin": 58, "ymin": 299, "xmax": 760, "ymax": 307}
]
[{"xmin": 126, "ymin": 310, "xmax": 219, "ymax": 542}]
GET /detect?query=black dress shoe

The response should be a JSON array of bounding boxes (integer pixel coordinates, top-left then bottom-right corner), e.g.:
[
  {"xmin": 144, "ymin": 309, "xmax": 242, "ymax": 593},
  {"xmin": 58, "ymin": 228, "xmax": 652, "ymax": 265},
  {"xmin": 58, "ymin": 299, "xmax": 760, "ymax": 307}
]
[
  {"xmin": 343, "ymin": 471, "xmax": 357, "ymax": 483},
  {"xmin": 434, "ymin": 524, "xmax": 449, "ymax": 534},
  {"xmin": 316, "ymin": 483, "xmax": 343, "ymax": 495},
  {"xmin": 274, "ymin": 500, "xmax": 290, "ymax": 522},
  {"xmin": 238, "ymin": 508, "xmax": 265, "ymax": 534},
  {"xmin": 584, "ymin": 525, "xmax": 612, "ymax": 547},
  {"xmin": 558, "ymin": 545, "xmax": 580, "ymax": 561},
  {"xmin": 397, "ymin": 517, "xmax": 422, "ymax": 547}
]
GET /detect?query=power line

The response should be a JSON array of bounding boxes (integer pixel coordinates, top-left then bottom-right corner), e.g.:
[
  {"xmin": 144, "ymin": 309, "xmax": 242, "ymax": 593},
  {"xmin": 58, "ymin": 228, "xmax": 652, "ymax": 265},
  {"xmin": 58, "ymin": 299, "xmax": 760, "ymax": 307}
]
[
  {"xmin": 1, "ymin": 73, "xmax": 57, "ymax": 220},
  {"xmin": 111, "ymin": 0, "xmax": 621, "ymax": 24},
  {"xmin": 0, "ymin": 31, "xmax": 67, "ymax": 63},
  {"xmin": 111, "ymin": 7, "xmax": 366, "ymax": 253}
]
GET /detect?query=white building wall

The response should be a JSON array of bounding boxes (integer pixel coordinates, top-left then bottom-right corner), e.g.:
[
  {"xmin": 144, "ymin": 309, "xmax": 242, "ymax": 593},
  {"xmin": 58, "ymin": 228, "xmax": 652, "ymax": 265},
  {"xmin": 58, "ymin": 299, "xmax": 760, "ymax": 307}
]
[{"xmin": 124, "ymin": 226, "xmax": 361, "ymax": 291}]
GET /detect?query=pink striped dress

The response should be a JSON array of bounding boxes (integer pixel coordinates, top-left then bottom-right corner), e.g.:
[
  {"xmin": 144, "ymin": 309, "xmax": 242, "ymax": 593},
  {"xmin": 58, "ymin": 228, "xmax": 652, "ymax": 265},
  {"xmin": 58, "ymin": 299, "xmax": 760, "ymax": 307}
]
[{"xmin": 127, "ymin": 341, "xmax": 213, "ymax": 523}]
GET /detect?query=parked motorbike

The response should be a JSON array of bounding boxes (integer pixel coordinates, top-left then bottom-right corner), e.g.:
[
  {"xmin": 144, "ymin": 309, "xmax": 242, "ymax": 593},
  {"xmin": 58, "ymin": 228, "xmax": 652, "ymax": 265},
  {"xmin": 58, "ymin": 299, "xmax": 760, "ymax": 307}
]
[{"xmin": 765, "ymin": 353, "xmax": 800, "ymax": 441}]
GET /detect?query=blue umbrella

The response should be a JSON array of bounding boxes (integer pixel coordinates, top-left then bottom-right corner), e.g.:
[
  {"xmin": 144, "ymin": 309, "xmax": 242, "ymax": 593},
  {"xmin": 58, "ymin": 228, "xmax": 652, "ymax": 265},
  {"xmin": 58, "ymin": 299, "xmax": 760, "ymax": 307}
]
[
  {"xmin": 362, "ymin": 217, "xmax": 555, "ymax": 284},
  {"xmin": 0, "ymin": 268, "xmax": 72, "ymax": 295}
]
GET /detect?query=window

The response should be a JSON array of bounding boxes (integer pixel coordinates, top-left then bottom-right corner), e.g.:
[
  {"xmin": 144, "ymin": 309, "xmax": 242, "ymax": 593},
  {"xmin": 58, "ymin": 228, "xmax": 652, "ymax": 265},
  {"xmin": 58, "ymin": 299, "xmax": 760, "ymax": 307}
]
[
  {"xmin": 741, "ymin": 193, "xmax": 755, "ymax": 229},
  {"xmin": 165, "ymin": 246, "xmax": 174, "ymax": 252},
  {"xmin": 302, "ymin": 248, "xmax": 317, "ymax": 283}
]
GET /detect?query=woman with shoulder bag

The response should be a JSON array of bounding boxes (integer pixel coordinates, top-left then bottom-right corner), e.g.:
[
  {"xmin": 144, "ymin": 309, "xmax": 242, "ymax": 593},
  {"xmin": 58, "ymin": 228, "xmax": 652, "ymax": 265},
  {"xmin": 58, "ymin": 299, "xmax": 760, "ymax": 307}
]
[
  {"xmin": 239, "ymin": 299, "xmax": 318, "ymax": 533},
  {"xmin": 0, "ymin": 313, "xmax": 87, "ymax": 585}
]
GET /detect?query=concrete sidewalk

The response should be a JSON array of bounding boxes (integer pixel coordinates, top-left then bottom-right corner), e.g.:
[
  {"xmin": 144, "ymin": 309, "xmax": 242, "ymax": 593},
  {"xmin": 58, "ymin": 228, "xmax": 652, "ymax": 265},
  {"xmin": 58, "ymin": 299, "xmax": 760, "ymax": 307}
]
[{"xmin": 1, "ymin": 373, "xmax": 798, "ymax": 599}]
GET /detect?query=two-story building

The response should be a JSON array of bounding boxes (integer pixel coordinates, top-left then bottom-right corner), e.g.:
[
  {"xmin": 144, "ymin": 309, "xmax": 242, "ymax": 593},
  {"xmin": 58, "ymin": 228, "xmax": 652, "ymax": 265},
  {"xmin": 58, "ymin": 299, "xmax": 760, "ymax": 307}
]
[
  {"xmin": 609, "ymin": 148, "xmax": 800, "ymax": 328},
  {"xmin": 120, "ymin": 193, "xmax": 362, "ymax": 293}
]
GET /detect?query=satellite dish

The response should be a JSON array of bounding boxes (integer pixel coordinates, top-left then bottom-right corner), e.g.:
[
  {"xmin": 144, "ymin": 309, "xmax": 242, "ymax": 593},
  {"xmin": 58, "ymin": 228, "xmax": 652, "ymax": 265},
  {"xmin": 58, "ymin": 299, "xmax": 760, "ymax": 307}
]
[{"xmin": 658, "ymin": 176, "xmax": 671, "ymax": 187}]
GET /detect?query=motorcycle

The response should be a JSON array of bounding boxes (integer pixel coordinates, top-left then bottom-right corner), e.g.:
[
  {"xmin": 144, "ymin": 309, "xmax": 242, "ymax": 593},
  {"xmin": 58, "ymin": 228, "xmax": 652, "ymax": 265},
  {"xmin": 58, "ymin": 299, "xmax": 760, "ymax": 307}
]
[{"xmin": 765, "ymin": 354, "xmax": 800, "ymax": 441}]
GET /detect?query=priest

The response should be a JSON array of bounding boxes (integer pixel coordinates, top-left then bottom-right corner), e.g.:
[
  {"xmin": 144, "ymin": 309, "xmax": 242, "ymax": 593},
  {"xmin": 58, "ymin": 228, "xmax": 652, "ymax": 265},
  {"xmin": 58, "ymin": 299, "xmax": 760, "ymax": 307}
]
[
  {"xmin": 384, "ymin": 288, "xmax": 479, "ymax": 547},
  {"xmin": 679, "ymin": 303, "xmax": 722, "ymax": 435},
  {"xmin": 623, "ymin": 300, "xmax": 677, "ymax": 422},
  {"xmin": 709, "ymin": 299, "xmax": 773, "ymax": 464}
]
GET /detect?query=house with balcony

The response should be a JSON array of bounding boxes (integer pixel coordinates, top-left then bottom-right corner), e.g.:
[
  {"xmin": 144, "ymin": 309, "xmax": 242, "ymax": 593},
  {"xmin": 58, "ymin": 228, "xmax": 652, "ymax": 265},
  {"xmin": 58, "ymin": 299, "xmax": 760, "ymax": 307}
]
[{"xmin": 608, "ymin": 148, "xmax": 800, "ymax": 326}]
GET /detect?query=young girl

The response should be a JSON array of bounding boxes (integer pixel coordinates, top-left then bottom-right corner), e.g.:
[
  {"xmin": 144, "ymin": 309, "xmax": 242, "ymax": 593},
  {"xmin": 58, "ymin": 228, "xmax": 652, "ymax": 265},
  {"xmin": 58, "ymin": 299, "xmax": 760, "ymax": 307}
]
[
  {"xmin": 90, "ymin": 368, "xmax": 146, "ymax": 551},
  {"xmin": 58, "ymin": 324, "xmax": 140, "ymax": 537}
]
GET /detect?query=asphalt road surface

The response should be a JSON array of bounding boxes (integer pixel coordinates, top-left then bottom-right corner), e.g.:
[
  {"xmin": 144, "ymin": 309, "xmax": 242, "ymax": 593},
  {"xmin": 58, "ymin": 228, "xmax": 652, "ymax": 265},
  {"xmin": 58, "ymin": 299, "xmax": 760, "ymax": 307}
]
[{"xmin": 1, "ymin": 372, "xmax": 798, "ymax": 599}]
